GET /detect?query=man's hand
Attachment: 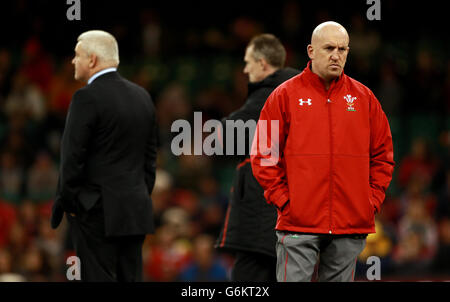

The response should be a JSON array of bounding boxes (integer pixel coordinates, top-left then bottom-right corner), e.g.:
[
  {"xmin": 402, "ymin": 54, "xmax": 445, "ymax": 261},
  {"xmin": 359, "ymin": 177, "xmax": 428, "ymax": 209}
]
[{"xmin": 69, "ymin": 213, "xmax": 76, "ymax": 217}]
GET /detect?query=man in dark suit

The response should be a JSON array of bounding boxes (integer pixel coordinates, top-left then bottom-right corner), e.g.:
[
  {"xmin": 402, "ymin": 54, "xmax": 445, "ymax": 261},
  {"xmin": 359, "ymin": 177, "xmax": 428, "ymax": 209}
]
[{"xmin": 51, "ymin": 30, "xmax": 157, "ymax": 282}]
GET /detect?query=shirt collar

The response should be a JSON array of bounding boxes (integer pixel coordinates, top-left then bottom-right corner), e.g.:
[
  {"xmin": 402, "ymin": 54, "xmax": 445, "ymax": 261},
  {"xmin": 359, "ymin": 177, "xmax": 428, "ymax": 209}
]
[{"xmin": 88, "ymin": 67, "xmax": 117, "ymax": 85}]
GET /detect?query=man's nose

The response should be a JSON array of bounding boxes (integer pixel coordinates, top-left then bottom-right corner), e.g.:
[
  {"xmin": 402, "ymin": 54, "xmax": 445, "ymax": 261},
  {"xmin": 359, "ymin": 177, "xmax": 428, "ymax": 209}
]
[{"xmin": 330, "ymin": 51, "xmax": 339, "ymax": 61}]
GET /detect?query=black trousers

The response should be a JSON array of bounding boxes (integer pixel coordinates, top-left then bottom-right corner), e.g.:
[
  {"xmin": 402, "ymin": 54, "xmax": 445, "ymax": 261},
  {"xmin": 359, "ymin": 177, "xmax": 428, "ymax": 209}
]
[
  {"xmin": 231, "ymin": 251, "xmax": 277, "ymax": 282},
  {"xmin": 67, "ymin": 203, "xmax": 145, "ymax": 282}
]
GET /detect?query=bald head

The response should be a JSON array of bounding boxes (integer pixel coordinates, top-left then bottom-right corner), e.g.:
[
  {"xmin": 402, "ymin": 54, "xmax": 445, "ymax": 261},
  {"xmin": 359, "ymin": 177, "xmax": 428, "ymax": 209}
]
[
  {"xmin": 77, "ymin": 30, "xmax": 120, "ymax": 67},
  {"xmin": 311, "ymin": 21, "xmax": 349, "ymax": 46},
  {"xmin": 307, "ymin": 21, "xmax": 350, "ymax": 88}
]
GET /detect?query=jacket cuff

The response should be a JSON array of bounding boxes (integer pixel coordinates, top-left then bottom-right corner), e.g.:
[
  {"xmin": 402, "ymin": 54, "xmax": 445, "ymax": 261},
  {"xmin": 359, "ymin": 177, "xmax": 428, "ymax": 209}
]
[{"xmin": 265, "ymin": 188, "xmax": 289, "ymax": 209}]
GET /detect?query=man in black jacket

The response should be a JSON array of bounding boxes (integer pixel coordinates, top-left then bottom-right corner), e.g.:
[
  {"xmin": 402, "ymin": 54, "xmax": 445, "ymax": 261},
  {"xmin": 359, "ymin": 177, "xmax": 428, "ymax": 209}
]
[
  {"xmin": 215, "ymin": 34, "xmax": 299, "ymax": 281},
  {"xmin": 51, "ymin": 30, "xmax": 157, "ymax": 281}
]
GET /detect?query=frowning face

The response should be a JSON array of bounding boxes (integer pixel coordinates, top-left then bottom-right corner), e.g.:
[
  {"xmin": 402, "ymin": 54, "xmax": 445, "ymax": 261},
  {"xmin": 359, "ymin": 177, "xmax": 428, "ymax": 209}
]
[{"xmin": 308, "ymin": 26, "xmax": 349, "ymax": 83}]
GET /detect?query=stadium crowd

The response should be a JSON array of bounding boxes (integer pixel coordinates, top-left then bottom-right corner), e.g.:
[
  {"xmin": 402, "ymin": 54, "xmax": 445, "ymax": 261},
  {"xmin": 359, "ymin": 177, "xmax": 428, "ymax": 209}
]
[{"xmin": 0, "ymin": 1, "xmax": 448, "ymax": 281}]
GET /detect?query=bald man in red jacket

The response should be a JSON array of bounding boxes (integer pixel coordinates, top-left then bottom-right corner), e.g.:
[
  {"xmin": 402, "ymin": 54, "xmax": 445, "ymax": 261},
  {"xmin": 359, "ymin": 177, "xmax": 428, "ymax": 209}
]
[{"xmin": 251, "ymin": 21, "xmax": 395, "ymax": 282}]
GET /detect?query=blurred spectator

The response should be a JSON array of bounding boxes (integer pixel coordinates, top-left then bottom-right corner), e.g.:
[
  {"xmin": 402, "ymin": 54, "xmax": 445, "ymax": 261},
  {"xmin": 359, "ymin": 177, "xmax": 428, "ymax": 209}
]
[
  {"xmin": 3, "ymin": 71, "xmax": 47, "ymax": 122},
  {"xmin": 26, "ymin": 151, "xmax": 58, "ymax": 202},
  {"xmin": 0, "ymin": 150, "xmax": 23, "ymax": 204},
  {"xmin": 18, "ymin": 200, "xmax": 38, "ymax": 240},
  {"xmin": 376, "ymin": 60, "xmax": 404, "ymax": 116},
  {"xmin": 399, "ymin": 173, "xmax": 437, "ymax": 221},
  {"xmin": 280, "ymin": 0, "xmax": 303, "ymax": 43},
  {"xmin": 348, "ymin": 15, "xmax": 381, "ymax": 59},
  {"xmin": 35, "ymin": 217, "xmax": 63, "ymax": 277},
  {"xmin": 230, "ymin": 17, "xmax": 262, "ymax": 46},
  {"xmin": 347, "ymin": 14, "xmax": 381, "ymax": 81},
  {"xmin": 178, "ymin": 234, "xmax": 228, "ymax": 281},
  {"xmin": 47, "ymin": 57, "xmax": 82, "ymax": 118},
  {"xmin": 19, "ymin": 37, "xmax": 53, "ymax": 95},
  {"xmin": 161, "ymin": 207, "xmax": 192, "ymax": 239},
  {"xmin": 151, "ymin": 168, "xmax": 175, "ymax": 226},
  {"xmin": 143, "ymin": 224, "xmax": 191, "ymax": 281},
  {"xmin": 444, "ymin": 61, "xmax": 450, "ymax": 114},
  {"xmin": 0, "ymin": 248, "xmax": 13, "ymax": 275},
  {"xmin": 0, "ymin": 49, "xmax": 13, "ymax": 100},
  {"xmin": 140, "ymin": 9, "xmax": 161, "ymax": 57},
  {"xmin": 0, "ymin": 248, "xmax": 26, "ymax": 282},
  {"xmin": 155, "ymin": 83, "xmax": 192, "ymax": 151},
  {"xmin": 406, "ymin": 49, "xmax": 443, "ymax": 114},
  {"xmin": 0, "ymin": 201, "xmax": 17, "ymax": 248},
  {"xmin": 175, "ymin": 155, "xmax": 213, "ymax": 190},
  {"xmin": 398, "ymin": 137, "xmax": 438, "ymax": 190},
  {"xmin": 358, "ymin": 219, "xmax": 395, "ymax": 276},
  {"xmin": 197, "ymin": 176, "xmax": 227, "ymax": 237},
  {"xmin": 17, "ymin": 243, "xmax": 51, "ymax": 281},
  {"xmin": 434, "ymin": 168, "xmax": 450, "ymax": 221},
  {"xmin": 431, "ymin": 218, "xmax": 450, "ymax": 275},
  {"xmin": 7, "ymin": 222, "xmax": 28, "ymax": 268},
  {"xmin": 3, "ymin": 130, "xmax": 34, "ymax": 168},
  {"xmin": 392, "ymin": 197, "xmax": 438, "ymax": 275}
]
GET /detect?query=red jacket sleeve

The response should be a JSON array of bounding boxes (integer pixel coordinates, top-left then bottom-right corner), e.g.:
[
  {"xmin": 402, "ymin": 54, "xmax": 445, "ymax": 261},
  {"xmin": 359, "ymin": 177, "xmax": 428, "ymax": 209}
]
[
  {"xmin": 369, "ymin": 91, "xmax": 395, "ymax": 213},
  {"xmin": 250, "ymin": 88, "xmax": 290, "ymax": 209}
]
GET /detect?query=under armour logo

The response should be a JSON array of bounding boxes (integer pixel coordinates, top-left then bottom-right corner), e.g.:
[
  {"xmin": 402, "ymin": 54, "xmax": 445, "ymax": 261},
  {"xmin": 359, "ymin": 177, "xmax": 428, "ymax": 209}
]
[{"xmin": 299, "ymin": 98, "xmax": 312, "ymax": 106}]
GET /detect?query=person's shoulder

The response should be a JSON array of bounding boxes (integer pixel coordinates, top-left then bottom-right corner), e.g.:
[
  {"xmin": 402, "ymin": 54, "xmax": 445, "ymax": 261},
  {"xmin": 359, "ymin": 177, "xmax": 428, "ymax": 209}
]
[
  {"xmin": 120, "ymin": 76, "xmax": 152, "ymax": 99},
  {"xmin": 72, "ymin": 85, "xmax": 95, "ymax": 102}
]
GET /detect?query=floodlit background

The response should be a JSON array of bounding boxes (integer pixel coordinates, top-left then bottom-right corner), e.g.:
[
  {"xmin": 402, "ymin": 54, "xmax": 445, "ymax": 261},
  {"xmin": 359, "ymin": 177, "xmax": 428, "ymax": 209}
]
[{"xmin": 0, "ymin": 0, "xmax": 448, "ymax": 281}]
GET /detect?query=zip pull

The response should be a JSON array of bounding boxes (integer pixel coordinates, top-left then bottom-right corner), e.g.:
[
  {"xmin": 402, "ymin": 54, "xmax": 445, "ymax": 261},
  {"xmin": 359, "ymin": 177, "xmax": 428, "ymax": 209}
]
[{"xmin": 327, "ymin": 99, "xmax": 332, "ymax": 103}]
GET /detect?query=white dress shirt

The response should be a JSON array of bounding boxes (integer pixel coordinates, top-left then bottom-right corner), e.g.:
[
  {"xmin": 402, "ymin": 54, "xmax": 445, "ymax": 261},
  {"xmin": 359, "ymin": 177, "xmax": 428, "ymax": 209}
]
[{"xmin": 87, "ymin": 67, "xmax": 117, "ymax": 85}]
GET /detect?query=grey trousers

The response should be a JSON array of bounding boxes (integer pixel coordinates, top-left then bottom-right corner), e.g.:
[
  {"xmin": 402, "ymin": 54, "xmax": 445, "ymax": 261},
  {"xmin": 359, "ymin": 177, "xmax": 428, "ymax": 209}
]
[{"xmin": 276, "ymin": 231, "xmax": 366, "ymax": 282}]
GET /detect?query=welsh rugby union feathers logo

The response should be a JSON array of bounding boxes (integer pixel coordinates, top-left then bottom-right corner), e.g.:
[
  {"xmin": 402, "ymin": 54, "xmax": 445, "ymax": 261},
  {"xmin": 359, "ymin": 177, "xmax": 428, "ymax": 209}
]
[{"xmin": 344, "ymin": 94, "xmax": 357, "ymax": 111}]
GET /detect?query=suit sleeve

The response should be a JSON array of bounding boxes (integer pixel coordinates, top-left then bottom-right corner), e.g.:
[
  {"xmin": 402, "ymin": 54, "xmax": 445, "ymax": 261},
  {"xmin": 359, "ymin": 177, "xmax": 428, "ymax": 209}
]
[
  {"xmin": 145, "ymin": 97, "xmax": 157, "ymax": 194},
  {"xmin": 369, "ymin": 92, "xmax": 395, "ymax": 213},
  {"xmin": 250, "ymin": 88, "xmax": 290, "ymax": 209},
  {"xmin": 58, "ymin": 89, "xmax": 97, "ymax": 212}
]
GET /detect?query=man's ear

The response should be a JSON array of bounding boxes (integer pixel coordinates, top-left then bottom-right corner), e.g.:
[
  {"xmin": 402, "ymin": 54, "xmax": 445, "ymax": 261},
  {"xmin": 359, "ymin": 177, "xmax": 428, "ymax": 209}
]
[
  {"xmin": 307, "ymin": 44, "xmax": 314, "ymax": 60},
  {"xmin": 260, "ymin": 58, "xmax": 269, "ymax": 71},
  {"xmin": 88, "ymin": 53, "xmax": 97, "ymax": 69}
]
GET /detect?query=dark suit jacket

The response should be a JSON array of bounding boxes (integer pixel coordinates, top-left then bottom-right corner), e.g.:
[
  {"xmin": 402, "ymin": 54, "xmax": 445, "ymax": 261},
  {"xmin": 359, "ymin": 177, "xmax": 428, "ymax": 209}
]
[{"xmin": 51, "ymin": 71, "xmax": 157, "ymax": 236}]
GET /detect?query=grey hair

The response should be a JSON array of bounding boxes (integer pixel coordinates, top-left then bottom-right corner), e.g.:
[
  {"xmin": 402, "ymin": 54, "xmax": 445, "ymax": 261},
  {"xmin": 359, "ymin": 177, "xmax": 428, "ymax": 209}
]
[
  {"xmin": 247, "ymin": 34, "xmax": 286, "ymax": 69},
  {"xmin": 77, "ymin": 30, "xmax": 120, "ymax": 66}
]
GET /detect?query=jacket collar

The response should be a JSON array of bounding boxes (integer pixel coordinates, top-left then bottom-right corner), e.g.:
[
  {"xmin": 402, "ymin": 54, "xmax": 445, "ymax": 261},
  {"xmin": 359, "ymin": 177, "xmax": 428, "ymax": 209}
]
[
  {"xmin": 247, "ymin": 67, "xmax": 300, "ymax": 95},
  {"xmin": 88, "ymin": 67, "xmax": 118, "ymax": 85},
  {"xmin": 303, "ymin": 60, "xmax": 345, "ymax": 94}
]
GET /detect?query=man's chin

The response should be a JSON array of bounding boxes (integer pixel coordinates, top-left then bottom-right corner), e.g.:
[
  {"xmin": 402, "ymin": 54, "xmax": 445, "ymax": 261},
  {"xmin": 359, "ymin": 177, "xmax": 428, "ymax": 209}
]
[
  {"xmin": 74, "ymin": 74, "xmax": 84, "ymax": 82},
  {"xmin": 328, "ymin": 69, "xmax": 342, "ymax": 78}
]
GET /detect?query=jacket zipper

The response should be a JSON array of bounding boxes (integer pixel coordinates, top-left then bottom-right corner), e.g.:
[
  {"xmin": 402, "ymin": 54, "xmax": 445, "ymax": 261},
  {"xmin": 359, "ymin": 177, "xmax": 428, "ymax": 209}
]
[{"xmin": 326, "ymin": 87, "xmax": 334, "ymax": 234}]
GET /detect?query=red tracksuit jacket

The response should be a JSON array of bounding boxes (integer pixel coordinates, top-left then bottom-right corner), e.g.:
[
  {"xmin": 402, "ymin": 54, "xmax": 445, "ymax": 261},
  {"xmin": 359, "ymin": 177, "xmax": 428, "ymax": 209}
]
[{"xmin": 250, "ymin": 62, "xmax": 395, "ymax": 234}]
